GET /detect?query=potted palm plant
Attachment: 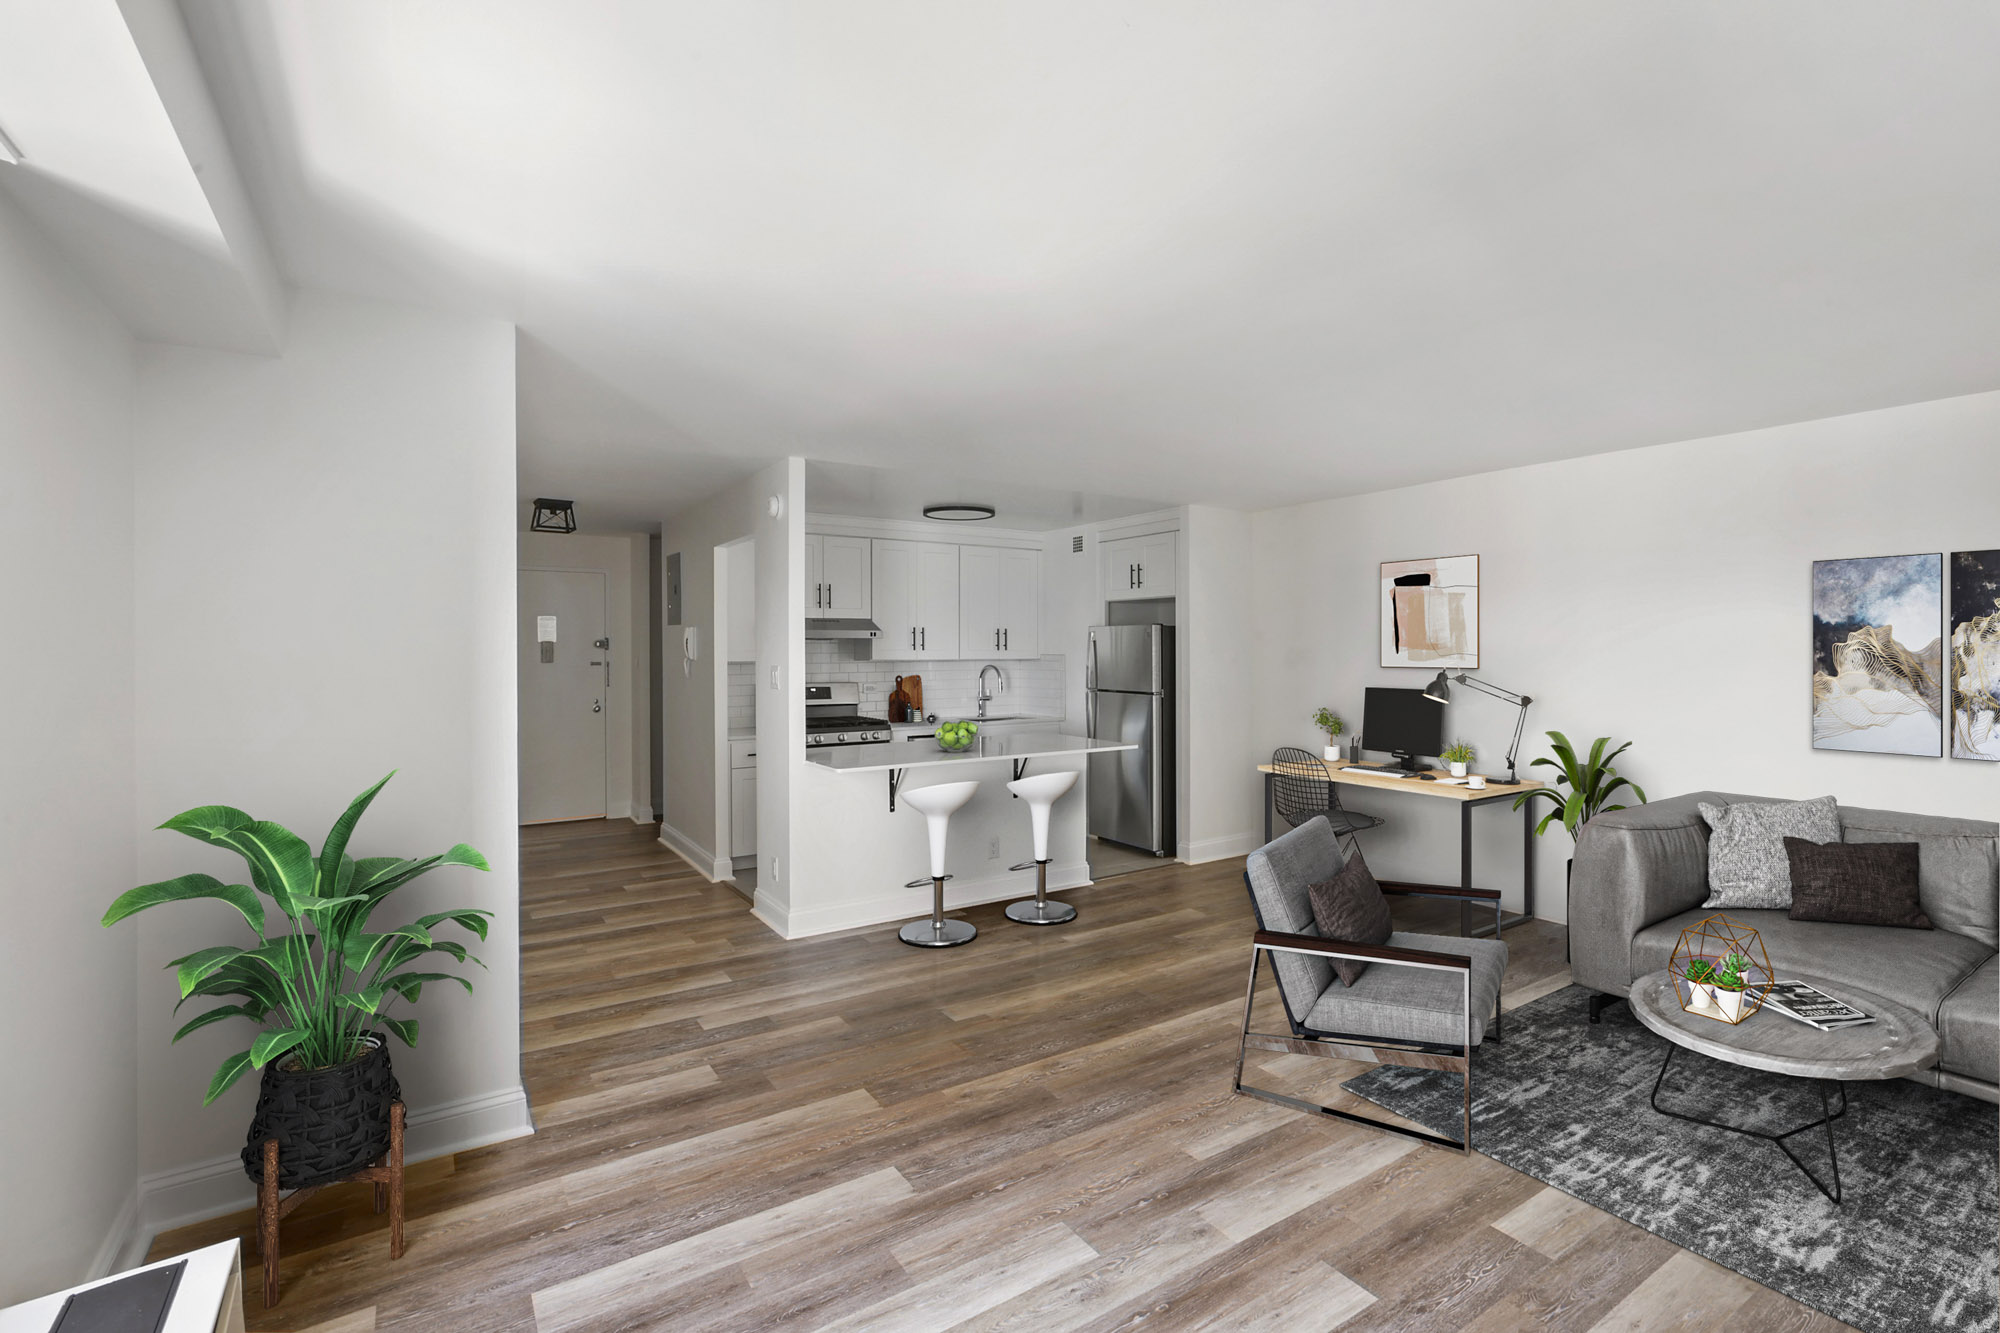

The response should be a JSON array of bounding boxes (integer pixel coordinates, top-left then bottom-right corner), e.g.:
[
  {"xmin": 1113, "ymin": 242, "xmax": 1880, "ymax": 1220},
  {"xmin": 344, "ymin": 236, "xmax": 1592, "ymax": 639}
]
[
  {"xmin": 1514, "ymin": 732, "xmax": 1647, "ymax": 944},
  {"xmin": 102, "ymin": 772, "xmax": 490, "ymax": 1192},
  {"xmin": 1441, "ymin": 741, "xmax": 1475, "ymax": 778},
  {"xmin": 1312, "ymin": 707, "xmax": 1345, "ymax": 763}
]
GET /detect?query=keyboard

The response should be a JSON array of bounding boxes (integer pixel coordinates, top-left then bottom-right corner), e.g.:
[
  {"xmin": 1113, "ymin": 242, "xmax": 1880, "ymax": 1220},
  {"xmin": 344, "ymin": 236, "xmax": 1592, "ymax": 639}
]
[{"xmin": 1346, "ymin": 763, "xmax": 1417, "ymax": 778}]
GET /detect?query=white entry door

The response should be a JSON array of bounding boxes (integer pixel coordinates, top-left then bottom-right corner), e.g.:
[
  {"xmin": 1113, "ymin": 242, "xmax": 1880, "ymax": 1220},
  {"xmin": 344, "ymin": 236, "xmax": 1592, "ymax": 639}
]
[{"xmin": 519, "ymin": 569, "xmax": 609, "ymax": 822}]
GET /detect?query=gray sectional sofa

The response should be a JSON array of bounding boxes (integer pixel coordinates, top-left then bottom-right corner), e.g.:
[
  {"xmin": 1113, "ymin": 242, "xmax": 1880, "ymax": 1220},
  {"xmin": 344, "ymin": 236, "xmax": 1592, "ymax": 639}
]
[{"xmin": 1570, "ymin": 791, "xmax": 1999, "ymax": 1104}]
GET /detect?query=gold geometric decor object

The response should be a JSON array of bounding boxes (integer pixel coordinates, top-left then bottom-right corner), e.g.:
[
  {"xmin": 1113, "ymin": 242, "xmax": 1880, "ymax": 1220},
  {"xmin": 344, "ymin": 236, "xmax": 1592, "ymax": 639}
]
[{"xmin": 1669, "ymin": 913, "xmax": 1773, "ymax": 1024}]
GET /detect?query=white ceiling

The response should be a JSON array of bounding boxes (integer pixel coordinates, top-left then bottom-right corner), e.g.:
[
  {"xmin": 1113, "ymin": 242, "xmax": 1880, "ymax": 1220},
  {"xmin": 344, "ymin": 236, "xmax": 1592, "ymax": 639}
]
[
  {"xmin": 161, "ymin": 3, "xmax": 2000, "ymax": 525},
  {"xmin": 0, "ymin": 0, "xmax": 281, "ymax": 351},
  {"xmin": 805, "ymin": 460, "xmax": 1167, "ymax": 532}
]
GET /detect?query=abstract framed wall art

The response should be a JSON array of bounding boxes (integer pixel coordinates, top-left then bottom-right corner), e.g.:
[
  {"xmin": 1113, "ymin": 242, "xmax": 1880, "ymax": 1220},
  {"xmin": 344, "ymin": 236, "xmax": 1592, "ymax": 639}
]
[
  {"xmin": 1381, "ymin": 554, "xmax": 1478, "ymax": 669},
  {"xmin": 1951, "ymin": 549, "xmax": 2000, "ymax": 761},
  {"xmin": 1810, "ymin": 553, "xmax": 1942, "ymax": 756}
]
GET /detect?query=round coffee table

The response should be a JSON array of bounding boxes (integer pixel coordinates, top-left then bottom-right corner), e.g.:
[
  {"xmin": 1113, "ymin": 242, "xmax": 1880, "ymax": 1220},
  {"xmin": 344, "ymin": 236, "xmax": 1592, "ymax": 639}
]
[{"xmin": 1627, "ymin": 969, "xmax": 1940, "ymax": 1203}]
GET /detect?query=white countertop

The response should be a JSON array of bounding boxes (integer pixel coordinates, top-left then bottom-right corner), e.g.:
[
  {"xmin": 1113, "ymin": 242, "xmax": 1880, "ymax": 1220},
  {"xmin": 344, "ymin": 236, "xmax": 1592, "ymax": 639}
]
[{"xmin": 806, "ymin": 729, "xmax": 1135, "ymax": 774}]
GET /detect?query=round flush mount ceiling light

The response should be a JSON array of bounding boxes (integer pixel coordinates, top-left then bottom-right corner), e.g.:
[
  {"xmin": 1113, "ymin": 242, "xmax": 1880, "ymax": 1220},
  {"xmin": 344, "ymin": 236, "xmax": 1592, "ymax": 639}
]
[{"xmin": 922, "ymin": 504, "xmax": 996, "ymax": 522}]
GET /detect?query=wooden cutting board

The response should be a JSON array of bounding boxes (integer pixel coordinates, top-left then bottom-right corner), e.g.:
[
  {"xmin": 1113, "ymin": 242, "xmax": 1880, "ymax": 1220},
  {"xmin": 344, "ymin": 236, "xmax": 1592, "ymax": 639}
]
[{"xmin": 904, "ymin": 674, "xmax": 923, "ymax": 716}]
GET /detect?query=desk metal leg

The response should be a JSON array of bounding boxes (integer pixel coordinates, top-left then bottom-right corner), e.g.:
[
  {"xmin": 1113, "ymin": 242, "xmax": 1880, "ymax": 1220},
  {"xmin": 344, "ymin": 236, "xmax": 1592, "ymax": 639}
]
[
  {"xmin": 1458, "ymin": 802, "xmax": 1473, "ymax": 935},
  {"xmin": 1263, "ymin": 773, "xmax": 1273, "ymax": 844}
]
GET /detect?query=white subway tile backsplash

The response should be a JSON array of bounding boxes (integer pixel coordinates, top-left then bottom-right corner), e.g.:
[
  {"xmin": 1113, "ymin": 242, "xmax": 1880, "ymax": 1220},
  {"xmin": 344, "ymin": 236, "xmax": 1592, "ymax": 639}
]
[
  {"xmin": 727, "ymin": 661, "xmax": 756, "ymax": 732},
  {"xmin": 803, "ymin": 640, "xmax": 1066, "ymax": 720}
]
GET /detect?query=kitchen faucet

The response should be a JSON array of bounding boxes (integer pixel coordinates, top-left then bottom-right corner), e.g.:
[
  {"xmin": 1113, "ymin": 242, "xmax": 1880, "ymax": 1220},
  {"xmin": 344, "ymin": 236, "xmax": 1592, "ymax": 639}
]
[{"xmin": 977, "ymin": 664, "xmax": 1004, "ymax": 719}]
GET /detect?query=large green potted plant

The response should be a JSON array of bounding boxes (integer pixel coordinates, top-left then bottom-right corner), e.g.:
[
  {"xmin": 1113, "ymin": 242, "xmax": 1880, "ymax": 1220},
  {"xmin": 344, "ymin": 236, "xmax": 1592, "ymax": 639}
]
[
  {"xmin": 103, "ymin": 772, "xmax": 490, "ymax": 1190},
  {"xmin": 1512, "ymin": 732, "xmax": 1646, "ymax": 937}
]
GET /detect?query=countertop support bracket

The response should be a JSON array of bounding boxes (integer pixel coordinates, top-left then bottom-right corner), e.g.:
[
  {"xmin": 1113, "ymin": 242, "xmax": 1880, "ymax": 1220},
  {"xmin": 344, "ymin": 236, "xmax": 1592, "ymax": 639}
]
[
  {"xmin": 888, "ymin": 767, "xmax": 905, "ymax": 812},
  {"xmin": 1012, "ymin": 758, "xmax": 1029, "ymax": 793}
]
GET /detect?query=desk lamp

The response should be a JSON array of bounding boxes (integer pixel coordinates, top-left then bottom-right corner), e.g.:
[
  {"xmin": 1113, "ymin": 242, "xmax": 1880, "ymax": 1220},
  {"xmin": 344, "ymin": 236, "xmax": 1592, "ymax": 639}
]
[{"xmin": 1422, "ymin": 671, "xmax": 1533, "ymax": 784}]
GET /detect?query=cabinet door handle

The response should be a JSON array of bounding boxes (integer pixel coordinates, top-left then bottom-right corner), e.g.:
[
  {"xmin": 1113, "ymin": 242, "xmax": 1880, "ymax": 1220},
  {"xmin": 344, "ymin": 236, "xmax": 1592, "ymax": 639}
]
[
  {"xmin": 911, "ymin": 628, "xmax": 917, "ymax": 650},
  {"xmin": 994, "ymin": 628, "xmax": 1000, "ymax": 649},
  {"xmin": 1128, "ymin": 563, "xmax": 1136, "ymax": 589},
  {"xmin": 920, "ymin": 626, "xmax": 926, "ymax": 651},
  {"xmin": 827, "ymin": 582, "xmax": 833, "ymax": 607},
  {"xmin": 1136, "ymin": 562, "xmax": 1143, "ymax": 587},
  {"xmin": 1003, "ymin": 628, "xmax": 1009, "ymax": 650}
]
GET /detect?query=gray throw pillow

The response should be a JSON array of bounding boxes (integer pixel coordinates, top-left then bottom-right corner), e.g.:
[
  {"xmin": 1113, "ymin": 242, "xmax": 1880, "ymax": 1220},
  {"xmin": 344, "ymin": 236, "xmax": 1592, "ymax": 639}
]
[
  {"xmin": 1306, "ymin": 849, "xmax": 1393, "ymax": 987},
  {"xmin": 1698, "ymin": 796, "xmax": 1841, "ymax": 909}
]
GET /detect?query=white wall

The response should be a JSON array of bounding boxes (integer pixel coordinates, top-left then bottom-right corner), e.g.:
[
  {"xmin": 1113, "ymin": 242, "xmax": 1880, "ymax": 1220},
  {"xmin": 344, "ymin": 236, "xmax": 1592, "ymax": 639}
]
[
  {"xmin": 128, "ymin": 292, "xmax": 525, "ymax": 1237},
  {"xmin": 517, "ymin": 529, "xmax": 653, "ymax": 820},
  {"xmin": 658, "ymin": 460, "xmax": 804, "ymax": 905},
  {"xmin": 0, "ymin": 190, "xmax": 141, "ymax": 1302},
  {"xmin": 1181, "ymin": 505, "xmax": 1261, "ymax": 862},
  {"xmin": 1248, "ymin": 391, "xmax": 2000, "ymax": 922}
]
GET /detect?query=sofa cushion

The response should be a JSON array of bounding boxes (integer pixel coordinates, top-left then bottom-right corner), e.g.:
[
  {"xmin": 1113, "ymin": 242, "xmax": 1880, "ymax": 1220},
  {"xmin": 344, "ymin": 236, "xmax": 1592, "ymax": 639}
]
[
  {"xmin": 1632, "ymin": 908, "xmax": 1994, "ymax": 1020},
  {"xmin": 1938, "ymin": 956, "xmax": 1999, "ymax": 1086},
  {"xmin": 1245, "ymin": 817, "xmax": 1344, "ymax": 1022},
  {"xmin": 1840, "ymin": 805, "xmax": 2000, "ymax": 949},
  {"xmin": 1697, "ymin": 796, "xmax": 1841, "ymax": 909},
  {"xmin": 1307, "ymin": 849, "xmax": 1393, "ymax": 987},
  {"xmin": 1784, "ymin": 837, "xmax": 1931, "ymax": 930},
  {"xmin": 1304, "ymin": 932, "xmax": 1507, "ymax": 1047}
]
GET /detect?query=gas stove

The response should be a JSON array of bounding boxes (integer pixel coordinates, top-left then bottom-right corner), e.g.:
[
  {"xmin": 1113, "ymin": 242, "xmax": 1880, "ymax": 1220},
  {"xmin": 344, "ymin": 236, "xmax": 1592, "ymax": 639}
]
[{"xmin": 804, "ymin": 682, "xmax": 891, "ymax": 747}]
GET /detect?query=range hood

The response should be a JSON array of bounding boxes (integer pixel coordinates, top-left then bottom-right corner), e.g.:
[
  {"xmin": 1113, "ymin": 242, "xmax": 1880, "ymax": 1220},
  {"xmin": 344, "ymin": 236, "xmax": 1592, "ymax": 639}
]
[{"xmin": 805, "ymin": 617, "xmax": 882, "ymax": 640}]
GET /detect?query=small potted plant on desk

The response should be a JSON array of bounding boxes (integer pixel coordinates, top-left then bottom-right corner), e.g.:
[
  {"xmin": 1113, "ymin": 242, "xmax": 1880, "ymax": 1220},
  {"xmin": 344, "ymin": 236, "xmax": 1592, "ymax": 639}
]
[
  {"xmin": 1312, "ymin": 708, "xmax": 1344, "ymax": 764},
  {"xmin": 1441, "ymin": 741, "xmax": 1475, "ymax": 779}
]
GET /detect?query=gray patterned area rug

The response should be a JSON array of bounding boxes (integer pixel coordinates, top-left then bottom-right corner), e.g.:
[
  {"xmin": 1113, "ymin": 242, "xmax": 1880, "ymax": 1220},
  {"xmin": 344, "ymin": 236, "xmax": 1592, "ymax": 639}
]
[{"xmin": 1342, "ymin": 985, "xmax": 1998, "ymax": 1333}]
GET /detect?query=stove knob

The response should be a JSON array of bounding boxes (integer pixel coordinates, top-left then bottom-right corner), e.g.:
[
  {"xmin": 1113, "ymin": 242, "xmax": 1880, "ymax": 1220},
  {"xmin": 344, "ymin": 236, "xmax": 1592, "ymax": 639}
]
[{"xmin": 836, "ymin": 732, "xmax": 849, "ymax": 744}]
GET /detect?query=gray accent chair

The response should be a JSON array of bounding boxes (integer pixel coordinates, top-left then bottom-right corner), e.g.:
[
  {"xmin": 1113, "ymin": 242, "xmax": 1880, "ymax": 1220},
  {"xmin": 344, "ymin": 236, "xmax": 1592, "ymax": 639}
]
[
  {"xmin": 1571, "ymin": 792, "xmax": 1999, "ymax": 1105},
  {"xmin": 1237, "ymin": 816, "xmax": 1509, "ymax": 1151}
]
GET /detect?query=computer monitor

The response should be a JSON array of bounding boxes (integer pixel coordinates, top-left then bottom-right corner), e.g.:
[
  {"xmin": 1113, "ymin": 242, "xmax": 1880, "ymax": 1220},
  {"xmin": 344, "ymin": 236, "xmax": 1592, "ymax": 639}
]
[{"xmin": 1362, "ymin": 687, "xmax": 1445, "ymax": 772}]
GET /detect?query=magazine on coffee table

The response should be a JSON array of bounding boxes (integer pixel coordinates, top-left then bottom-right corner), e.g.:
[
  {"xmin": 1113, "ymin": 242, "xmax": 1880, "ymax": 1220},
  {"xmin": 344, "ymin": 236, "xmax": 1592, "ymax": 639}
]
[{"xmin": 1762, "ymin": 979, "xmax": 1875, "ymax": 1031}]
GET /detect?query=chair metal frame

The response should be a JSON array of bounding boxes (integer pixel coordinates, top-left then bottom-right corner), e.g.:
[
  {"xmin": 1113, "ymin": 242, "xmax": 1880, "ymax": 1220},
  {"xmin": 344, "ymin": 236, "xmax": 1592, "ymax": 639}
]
[
  {"xmin": 1234, "ymin": 868, "xmax": 1504, "ymax": 1154},
  {"xmin": 1269, "ymin": 747, "xmax": 1384, "ymax": 853}
]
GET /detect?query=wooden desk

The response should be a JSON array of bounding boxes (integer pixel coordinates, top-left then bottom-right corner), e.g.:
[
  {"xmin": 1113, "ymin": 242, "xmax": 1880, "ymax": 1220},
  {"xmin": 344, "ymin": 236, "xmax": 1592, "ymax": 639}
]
[{"xmin": 1255, "ymin": 760, "xmax": 1545, "ymax": 935}]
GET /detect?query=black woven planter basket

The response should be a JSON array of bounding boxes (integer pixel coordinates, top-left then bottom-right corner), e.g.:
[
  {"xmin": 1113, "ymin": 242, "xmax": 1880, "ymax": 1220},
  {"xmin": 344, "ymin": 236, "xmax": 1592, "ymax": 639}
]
[{"xmin": 241, "ymin": 1031, "xmax": 401, "ymax": 1190}]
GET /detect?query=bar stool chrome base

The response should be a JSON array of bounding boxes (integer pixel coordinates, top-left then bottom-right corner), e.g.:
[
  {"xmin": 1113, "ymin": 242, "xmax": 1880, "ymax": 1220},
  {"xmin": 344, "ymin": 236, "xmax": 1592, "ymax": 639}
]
[
  {"xmin": 900, "ymin": 874, "xmax": 977, "ymax": 947},
  {"xmin": 1004, "ymin": 859, "xmax": 1077, "ymax": 925}
]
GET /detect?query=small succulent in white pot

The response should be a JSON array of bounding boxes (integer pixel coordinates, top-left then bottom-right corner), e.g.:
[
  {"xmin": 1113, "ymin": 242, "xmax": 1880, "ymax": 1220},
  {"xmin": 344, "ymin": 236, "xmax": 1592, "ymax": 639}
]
[{"xmin": 1441, "ymin": 740, "xmax": 1475, "ymax": 779}]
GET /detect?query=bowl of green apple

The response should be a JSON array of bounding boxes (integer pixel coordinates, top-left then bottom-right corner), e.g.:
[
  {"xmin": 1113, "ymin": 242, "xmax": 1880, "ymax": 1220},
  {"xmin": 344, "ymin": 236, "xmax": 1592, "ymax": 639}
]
[{"xmin": 935, "ymin": 719, "xmax": 980, "ymax": 752}]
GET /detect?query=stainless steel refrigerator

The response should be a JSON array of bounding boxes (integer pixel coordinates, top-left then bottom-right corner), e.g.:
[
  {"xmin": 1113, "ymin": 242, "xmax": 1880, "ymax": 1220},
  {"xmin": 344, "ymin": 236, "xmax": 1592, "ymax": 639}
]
[{"xmin": 1085, "ymin": 624, "xmax": 1175, "ymax": 855}]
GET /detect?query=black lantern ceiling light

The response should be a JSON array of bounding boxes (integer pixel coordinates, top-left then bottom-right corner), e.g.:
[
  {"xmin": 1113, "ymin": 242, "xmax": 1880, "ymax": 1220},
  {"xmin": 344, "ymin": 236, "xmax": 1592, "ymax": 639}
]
[
  {"xmin": 922, "ymin": 503, "xmax": 995, "ymax": 522},
  {"xmin": 530, "ymin": 498, "xmax": 577, "ymax": 533}
]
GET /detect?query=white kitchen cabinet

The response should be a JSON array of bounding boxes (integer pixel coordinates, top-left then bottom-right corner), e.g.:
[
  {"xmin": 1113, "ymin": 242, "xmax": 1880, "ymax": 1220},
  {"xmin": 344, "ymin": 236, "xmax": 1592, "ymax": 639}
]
[
  {"xmin": 730, "ymin": 767, "xmax": 757, "ymax": 856},
  {"xmin": 874, "ymin": 539, "xmax": 960, "ymax": 658},
  {"xmin": 959, "ymin": 544, "xmax": 1040, "ymax": 659},
  {"xmin": 1101, "ymin": 531, "xmax": 1178, "ymax": 601},
  {"xmin": 804, "ymin": 534, "xmax": 871, "ymax": 617}
]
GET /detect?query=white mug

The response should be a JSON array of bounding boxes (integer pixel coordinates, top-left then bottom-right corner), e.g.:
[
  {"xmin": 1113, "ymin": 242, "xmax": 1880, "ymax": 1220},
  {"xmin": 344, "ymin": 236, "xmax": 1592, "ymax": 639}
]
[{"xmin": 1466, "ymin": 775, "xmax": 1488, "ymax": 790}]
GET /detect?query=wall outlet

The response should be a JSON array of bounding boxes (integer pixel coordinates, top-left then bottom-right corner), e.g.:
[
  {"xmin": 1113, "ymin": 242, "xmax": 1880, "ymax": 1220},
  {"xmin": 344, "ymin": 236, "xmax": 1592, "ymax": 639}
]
[{"xmin": 987, "ymin": 836, "xmax": 1001, "ymax": 860}]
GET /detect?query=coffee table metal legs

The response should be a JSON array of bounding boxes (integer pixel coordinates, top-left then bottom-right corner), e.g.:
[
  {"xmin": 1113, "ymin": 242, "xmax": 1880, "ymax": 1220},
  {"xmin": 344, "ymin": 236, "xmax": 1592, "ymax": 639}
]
[{"xmin": 1649, "ymin": 1044, "xmax": 1848, "ymax": 1204}]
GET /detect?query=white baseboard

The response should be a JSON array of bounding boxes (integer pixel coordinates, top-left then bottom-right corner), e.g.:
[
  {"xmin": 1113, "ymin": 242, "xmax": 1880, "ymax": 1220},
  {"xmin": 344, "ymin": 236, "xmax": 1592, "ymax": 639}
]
[
  {"xmin": 1178, "ymin": 832, "xmax": 1261, "ymax": 864},
  {"xmin": 87, "ymin": 1185, "xmax": 140, "ymax": 1280},
  {"xmin": 657, "ymin": 821, "xmax": 729, "ymax": 882},
  {"xmin": 629, "ymin": 804, "xmax": 654, "ymax": 824},
  {"xmin": 113, "ymin": 1084, "xmax": 533, "ymax": 1272},
  {"xmin": 609, "ymin": 799, "xmax": 632, "ymax": 819},
  {"xmin": 759, "ymin": 861, "xmax": 1093, "ymax": 939}
]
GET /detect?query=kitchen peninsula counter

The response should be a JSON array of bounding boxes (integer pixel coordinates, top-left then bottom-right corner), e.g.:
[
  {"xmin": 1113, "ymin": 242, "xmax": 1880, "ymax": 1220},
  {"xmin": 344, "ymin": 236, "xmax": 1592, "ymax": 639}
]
[{"xmin": 805, "ymin": 730, "xmax": 1135, "ymax": 774}]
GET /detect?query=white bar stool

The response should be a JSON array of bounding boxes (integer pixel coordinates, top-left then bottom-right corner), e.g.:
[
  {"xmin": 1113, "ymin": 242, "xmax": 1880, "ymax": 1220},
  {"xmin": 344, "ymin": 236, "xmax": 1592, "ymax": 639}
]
[
  {"xmin": 899, "ymin": 780, "xmax": 981, "ymax": 947},
  {"xmin": 1004, "ymin": 770, "xmax": 1080, "ymax": 925}
]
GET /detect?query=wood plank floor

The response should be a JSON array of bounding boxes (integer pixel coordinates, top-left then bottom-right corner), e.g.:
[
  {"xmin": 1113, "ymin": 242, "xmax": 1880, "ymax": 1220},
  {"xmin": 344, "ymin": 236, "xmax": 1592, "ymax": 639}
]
[{"xmin": 152, "ymin": 819, "xmax": 1854, "ymax": 1332}]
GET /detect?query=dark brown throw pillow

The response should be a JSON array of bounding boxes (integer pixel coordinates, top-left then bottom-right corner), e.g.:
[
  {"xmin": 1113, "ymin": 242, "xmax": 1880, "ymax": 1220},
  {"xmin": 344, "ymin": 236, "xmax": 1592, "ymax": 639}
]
[
  {"xmin": 1784, "ymin": 837, "xmax": 1932, "ymax": 930},
  {"xmin": 1306, "ymin": 849, "xmax": 1394, "ymax": 986}
]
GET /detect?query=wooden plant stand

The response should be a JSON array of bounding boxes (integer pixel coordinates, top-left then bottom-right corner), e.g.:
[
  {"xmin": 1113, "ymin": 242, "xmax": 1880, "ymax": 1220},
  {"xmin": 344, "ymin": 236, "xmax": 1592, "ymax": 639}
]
[{"xmin": 256, "ymin": 1100, "xmax": 405, "ymax": 1307}]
